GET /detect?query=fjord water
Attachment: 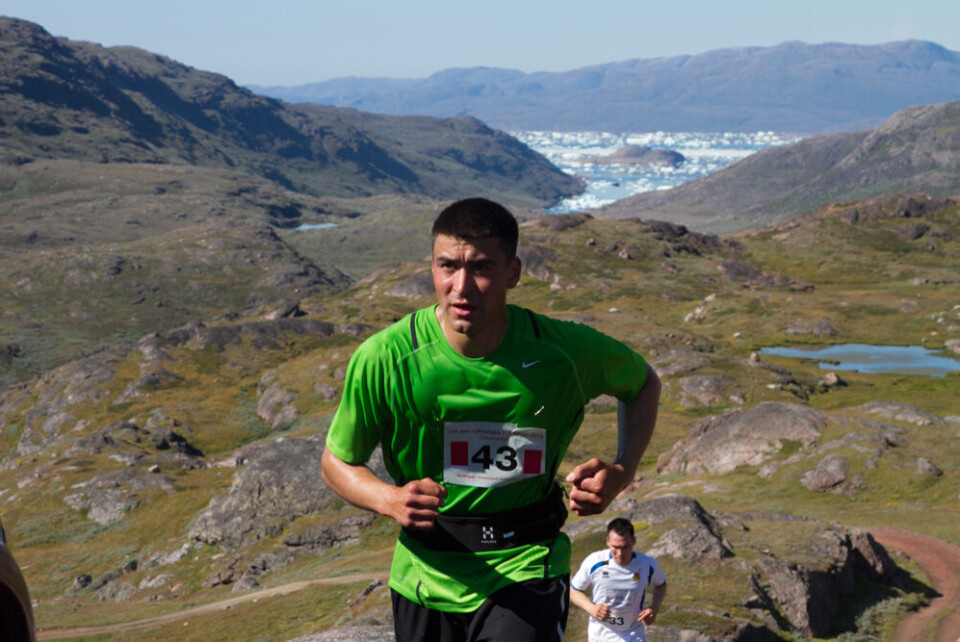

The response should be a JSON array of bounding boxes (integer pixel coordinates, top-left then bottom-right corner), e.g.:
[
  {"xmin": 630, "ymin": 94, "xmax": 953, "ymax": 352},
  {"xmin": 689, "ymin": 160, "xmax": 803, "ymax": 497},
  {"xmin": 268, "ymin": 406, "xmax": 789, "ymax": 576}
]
[
  {"xmin": 759, "ymin": 344, "xmax": 960, "ymax": 377},
  {"xmin": 515, "ymin": 131, "xmax": 800, "ymax": 213}
]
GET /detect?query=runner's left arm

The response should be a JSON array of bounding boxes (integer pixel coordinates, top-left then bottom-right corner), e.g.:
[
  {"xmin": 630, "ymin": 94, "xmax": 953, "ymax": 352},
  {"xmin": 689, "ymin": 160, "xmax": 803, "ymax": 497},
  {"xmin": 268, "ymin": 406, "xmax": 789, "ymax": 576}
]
[
  {"xmin": 638, "ymin": 582, "xmax": 667, "ymax": 624},
  {"xmin": 567, "ymin": 368, "xmax": 661, "ymax": 515}
]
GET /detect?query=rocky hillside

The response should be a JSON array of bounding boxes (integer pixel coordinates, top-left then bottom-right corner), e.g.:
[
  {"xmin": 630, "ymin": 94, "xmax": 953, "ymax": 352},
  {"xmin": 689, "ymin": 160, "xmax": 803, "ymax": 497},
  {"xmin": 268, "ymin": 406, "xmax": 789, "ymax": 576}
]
[
  {"xmin": 0, "ymin": 16, "xmax": 583, "ymax": 389},
  {"xmin": 0, "ymin": 17, "xmax": 581, "ymax": 207},
  {"xmin": 2, "ymin": 198, "xmax": 958, "ymax": 640},
  {"xmin": 253, "ymin": 40, "xmax": 960, "ymax": 134},
  {"xmin": 596, "ymin": 101, "xmax": 960, "ymax": 232}
]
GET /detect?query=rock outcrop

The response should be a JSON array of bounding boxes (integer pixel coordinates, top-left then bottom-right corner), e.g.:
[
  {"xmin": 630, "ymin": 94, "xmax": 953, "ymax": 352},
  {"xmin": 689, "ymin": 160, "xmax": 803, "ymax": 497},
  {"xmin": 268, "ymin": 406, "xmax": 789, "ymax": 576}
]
[
  {"xmin": 189, "ymin": 438, "xmax": 389, "ymax": 549},
  {"xmin": 917, "ymin": 457, "xmax": 943, "ymax": 476},
  {"xmin": 658, "ymin": 403, "xmax": 826, "ymax": 475},
  {"xmin": 3, "ymin": 317, "xmax": 343, "ymax": 456},
  {"xmin": 855, "ymin": 401, "xmax": 946, "ymax": 427},
  {"xmin": 257, "ymin": 374, "xmax": 298, "ymax": 430},
  {"xmin": 639, "ymin": 221, "xmax": 742, "ymax": 256},
  {"xmin": 800, "ymin": 455, "xmax": 849, "ymax": 493},
  {"xmin": 283, "ymin": 514, "xmax": 376, "ymax": 551},
  {"xmin": 678, "ymin": 374, "xmax": 740, "ymax": 408},
  {"xmin": 752, "ymin": 526, "xmax": 898, "ymax": 636},
  {"xmin": 784, "ymin": 319, "xmax": 838, "ymax": 337},
  {"xmin": 650, "ymin": 349, "xmax": 712, "ymax": 377},
  {"xmin": 386, "ymin": 272, "xmax": 434, "ymax": 299},
  {"xmin": 63, "ymin": 468, "xmax": 177, "ymax": 525},
  {"xmin": 718, "ymin": 259, "xmax": 814, "ymax": 291},
  {"xmin": 190, "ymin": 438, "xmax": 330, "ymax": 548},
  {"xmin": 628, "ymin": 496, "xmax": 733, "ymax": 564}
]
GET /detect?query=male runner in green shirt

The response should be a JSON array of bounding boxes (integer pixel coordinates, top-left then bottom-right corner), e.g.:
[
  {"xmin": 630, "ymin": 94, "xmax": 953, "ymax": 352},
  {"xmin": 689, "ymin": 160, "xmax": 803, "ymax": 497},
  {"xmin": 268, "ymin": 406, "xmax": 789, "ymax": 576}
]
[{"xmin": 322, "ymin": 197, "xmax": 661, "ymax": 641}]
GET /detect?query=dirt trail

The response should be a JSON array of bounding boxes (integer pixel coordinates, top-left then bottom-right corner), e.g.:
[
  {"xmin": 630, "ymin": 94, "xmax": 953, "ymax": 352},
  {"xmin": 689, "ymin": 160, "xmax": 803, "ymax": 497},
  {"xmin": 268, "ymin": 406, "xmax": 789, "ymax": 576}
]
[
  {"xmin": 870, "ymin": 528, "xmax": 960, "ymax": 642},
  {"xmin": 37, "ymin": 571, "xmax": 387, "ymax": 640}
]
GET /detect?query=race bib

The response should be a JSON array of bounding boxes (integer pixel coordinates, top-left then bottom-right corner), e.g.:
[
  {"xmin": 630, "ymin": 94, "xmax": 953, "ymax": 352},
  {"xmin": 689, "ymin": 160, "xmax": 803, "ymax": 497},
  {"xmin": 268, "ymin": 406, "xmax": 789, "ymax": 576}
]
[
  {"xmin": 443, "ymin": 422, "xmax": 546, "ymax": 488},
  {"xmin": 603, "ymin": 608, "xmax": 634, "ymax": 631}
]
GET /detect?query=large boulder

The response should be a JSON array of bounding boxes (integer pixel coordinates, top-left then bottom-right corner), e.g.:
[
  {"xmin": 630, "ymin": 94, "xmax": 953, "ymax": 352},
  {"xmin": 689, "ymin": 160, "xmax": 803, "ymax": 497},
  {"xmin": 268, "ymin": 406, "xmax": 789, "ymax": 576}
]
[
  {"xmin": 189, "ymin": 438, "xmax": 388, "ymax": 548},
  {"xmin": 618, "ymin": 495, "xmax": 733, "ymax": 563},
  {"xmin": 801, "ymin": 455, "xmax": 849, "ymax": 493},
  {"xmin": 647, "ymin": 523, "xmax": 732, "ymax": 564},
  {"xmin": 618, "ymin": 494, "xmax": 718, "ymax": 526},
  {"xmin": 257, "ymin": 376, "xmax": 298, "ymax": 430},
  {"xmin": 658, "ymin": 403, "xmax": 826, "ymax": 475}
]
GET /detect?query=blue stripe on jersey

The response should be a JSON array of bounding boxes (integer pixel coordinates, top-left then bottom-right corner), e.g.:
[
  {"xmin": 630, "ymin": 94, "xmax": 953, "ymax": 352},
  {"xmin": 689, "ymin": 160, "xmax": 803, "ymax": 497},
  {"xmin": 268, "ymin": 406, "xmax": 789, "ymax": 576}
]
[
  {"xmin": 639, "ymin": 566, "xmax": 654, "ymax": 609},
  {"xmin": 588, "ymin": 559, "xmax": 609, "ymax": 574}
]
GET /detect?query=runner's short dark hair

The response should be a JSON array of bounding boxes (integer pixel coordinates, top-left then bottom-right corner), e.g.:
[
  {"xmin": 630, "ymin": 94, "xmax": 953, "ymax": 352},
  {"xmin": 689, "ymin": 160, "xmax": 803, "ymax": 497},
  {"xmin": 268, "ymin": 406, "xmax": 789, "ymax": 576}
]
[
  {"xmin": 607, "ymin": 517, "xmax": 635, "ymax": 540},
  {"xmin": 432, "ymin": 198, "xmax": 519, "ymax": 259}
]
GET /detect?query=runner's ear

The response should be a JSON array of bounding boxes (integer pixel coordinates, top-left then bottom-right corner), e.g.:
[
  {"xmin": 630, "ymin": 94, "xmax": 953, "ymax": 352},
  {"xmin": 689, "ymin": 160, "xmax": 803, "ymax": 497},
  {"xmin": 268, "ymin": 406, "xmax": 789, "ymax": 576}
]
[{"xmin": 507, "ymin": 256, "xmax": 521, "ymax": 289}]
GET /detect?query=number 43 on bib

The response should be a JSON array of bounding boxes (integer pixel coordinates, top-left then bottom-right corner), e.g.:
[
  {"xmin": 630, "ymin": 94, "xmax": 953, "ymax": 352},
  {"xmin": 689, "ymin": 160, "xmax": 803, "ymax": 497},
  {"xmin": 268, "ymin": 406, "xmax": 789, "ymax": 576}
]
[{"xmin": 443, "ymin": 422, "xmax": 546, "ymax": 488}]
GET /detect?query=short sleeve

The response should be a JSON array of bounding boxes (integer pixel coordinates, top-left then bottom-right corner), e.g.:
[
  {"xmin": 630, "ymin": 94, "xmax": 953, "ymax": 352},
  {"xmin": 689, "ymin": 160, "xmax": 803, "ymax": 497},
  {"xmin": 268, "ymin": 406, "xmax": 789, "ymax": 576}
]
[
  {"xmin": 545, "ymin": 318, "xmax": 649, "ymax": 404},
  {"xmin": 571, "ymin": 553, "xmax": 595, "ymax": 592},
  {"xmin": 325, "ymin": 334, "xmax": 392, "ymax": 465},
  {"xmin": 652, "ymin": 559, "xmax": 667, "ymax": 586}
]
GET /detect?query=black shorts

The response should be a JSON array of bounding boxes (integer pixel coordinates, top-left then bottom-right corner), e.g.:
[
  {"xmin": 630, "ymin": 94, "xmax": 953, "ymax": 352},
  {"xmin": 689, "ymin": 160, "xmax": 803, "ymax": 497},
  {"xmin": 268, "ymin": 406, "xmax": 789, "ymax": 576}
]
[{"xmin": 392, "ymin": 574, "xmax": 570, "ymax": 642}]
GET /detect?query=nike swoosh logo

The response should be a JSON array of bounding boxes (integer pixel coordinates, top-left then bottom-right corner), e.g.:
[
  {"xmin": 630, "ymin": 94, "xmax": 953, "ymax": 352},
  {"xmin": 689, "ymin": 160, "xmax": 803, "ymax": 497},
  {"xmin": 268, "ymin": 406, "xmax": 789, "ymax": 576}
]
[{"xmin": 522, "ymin": 361, "xmax": 540, "ymax": 368}]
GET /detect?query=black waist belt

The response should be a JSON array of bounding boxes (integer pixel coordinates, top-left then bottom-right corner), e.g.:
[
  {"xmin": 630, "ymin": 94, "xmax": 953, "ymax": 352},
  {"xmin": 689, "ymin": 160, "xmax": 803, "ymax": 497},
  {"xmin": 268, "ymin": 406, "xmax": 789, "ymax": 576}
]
[{"xmin": 402, "ymin": 483, "xmax": 568, "ymax": 552}]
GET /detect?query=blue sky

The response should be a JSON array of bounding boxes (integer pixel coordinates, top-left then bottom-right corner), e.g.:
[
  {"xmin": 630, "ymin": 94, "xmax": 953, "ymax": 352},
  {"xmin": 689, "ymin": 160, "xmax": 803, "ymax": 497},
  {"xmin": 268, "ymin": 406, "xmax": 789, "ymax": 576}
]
[{"xmin": 4, "ymin": 0, "xmax": 959, "ymax": 86}]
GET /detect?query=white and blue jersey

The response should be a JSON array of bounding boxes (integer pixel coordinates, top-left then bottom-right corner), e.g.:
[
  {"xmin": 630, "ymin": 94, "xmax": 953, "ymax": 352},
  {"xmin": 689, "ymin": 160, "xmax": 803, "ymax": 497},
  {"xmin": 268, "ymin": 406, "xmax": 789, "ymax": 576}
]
[{"xmin": 571, "ymin": 549, "xmax": 667, "ymax": 642}]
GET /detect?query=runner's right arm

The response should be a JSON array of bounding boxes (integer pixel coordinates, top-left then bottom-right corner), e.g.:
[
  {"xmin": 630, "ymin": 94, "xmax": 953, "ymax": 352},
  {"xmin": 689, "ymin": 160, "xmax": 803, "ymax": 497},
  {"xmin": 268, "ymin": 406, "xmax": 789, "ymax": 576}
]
[
  {"xmin": 569, "ymin": 586, "xmax": 609, "ymax": 621},
  {"xmin": 321, "ymin": 448, "xmax": 446, "ymax": 530}
]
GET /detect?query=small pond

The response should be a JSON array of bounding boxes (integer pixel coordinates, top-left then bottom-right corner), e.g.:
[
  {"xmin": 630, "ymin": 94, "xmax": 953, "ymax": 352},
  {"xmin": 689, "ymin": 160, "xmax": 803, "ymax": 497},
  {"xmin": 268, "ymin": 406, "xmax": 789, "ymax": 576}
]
[
  {"xmin": 758, "ymin": 343, "xmax": 960, "ymax": 377},
  {"xmin": 294, "ymin": 223, "xmax": 337, "ymax": 231}
]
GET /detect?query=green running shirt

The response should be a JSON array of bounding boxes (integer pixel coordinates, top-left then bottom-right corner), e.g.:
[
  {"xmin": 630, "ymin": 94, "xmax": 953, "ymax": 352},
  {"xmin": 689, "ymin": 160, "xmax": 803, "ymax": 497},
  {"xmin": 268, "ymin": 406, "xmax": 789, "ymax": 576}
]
[{"xmin": 326, "ymin": 304, "xmax": 649, "ymax": 613}]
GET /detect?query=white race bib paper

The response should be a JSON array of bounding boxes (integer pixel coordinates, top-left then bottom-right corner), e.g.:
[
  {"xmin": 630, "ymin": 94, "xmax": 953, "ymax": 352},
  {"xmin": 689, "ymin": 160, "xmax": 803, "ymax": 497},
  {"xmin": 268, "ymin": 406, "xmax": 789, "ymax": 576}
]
[{"xmin": 443, "ymin": 422, "xmax": 546, "ymax": 488}]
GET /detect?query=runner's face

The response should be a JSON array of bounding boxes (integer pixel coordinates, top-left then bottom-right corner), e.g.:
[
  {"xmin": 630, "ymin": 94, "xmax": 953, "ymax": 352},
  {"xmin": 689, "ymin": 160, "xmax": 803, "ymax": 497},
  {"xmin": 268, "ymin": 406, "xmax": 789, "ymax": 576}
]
[
  {"xmin": 432, "ymin": 234, "xmax": 520, "ymax": 356},
  {"xmin": 607, "ymin": 531, "xmax": 635, "ymax": 566}
]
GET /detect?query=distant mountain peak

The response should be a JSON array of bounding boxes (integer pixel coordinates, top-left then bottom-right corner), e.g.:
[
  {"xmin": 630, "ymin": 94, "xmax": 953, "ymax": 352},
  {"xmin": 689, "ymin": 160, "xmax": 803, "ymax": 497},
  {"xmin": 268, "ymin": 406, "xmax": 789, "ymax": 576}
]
[{"xmin": 255, "ymin": 40, "xmax": 960, "ymax": 134}]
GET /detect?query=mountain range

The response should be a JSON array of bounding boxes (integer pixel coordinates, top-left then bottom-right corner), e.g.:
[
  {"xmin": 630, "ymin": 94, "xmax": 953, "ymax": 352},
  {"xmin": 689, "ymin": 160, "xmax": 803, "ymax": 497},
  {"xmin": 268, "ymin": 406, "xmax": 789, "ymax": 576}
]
[
  {"xmin": 0, "ymin": 17, "xmax": 581, "ymax": 209},
  {"xmin": 252, "ymin": 40, "xmax": 960, "ymax": 134}
]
